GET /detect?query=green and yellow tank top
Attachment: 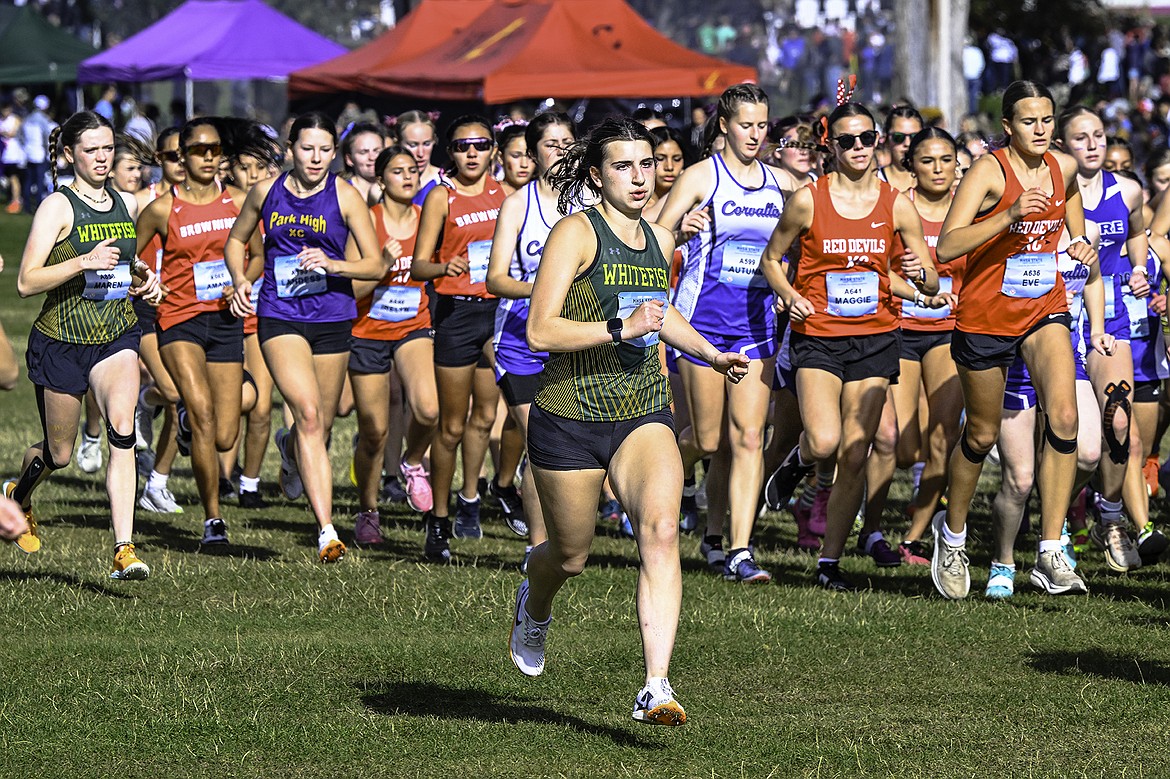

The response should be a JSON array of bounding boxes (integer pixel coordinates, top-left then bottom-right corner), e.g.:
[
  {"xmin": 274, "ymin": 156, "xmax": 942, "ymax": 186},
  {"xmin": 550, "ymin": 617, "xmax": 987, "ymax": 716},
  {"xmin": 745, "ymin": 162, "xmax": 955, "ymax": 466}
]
[
  {"xmin": 33, "ymin": 185, "xmax": 138, "ymax": 345},
  {"xmin": 535, "ymin": 207, "xmax": 672, "ymax": 422}
]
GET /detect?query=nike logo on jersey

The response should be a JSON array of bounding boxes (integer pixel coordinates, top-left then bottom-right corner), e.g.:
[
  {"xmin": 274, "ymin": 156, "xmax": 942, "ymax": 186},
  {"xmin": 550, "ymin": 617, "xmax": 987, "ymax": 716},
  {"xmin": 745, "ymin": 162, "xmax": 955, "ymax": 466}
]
[
  {"xmin": 870, "ymin": 222, "xmax": 886, "ymax": 229},
  {"xmin": 1099, "ymin": 239, "xmax": 1114, "ymax": 249},
  {"xmin": 1053, "ymin": 199, "xmax": 1064, "ymax": 207},
  {"xmin": 174, "ymin": 206, "xmax": 182, "ymax": 213}
]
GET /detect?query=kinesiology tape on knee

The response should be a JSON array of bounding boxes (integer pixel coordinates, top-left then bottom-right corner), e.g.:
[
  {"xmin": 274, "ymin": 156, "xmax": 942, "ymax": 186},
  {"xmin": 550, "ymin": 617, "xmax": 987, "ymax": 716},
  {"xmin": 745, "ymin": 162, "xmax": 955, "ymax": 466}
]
[
  {"xmin": 1101, "ymin": 380, "xmax": 1132, "ymax": 465},
  {"xmin": 106, "ymin": 423, "xmax": 136, "ymax": 450},
  {"xmin": 1043, "ymin": 419, "xmax": 1078, "ymax": 456},
  {"xmin": 958, "ymin": 426, "xmax": 989, "ymax": 464}
]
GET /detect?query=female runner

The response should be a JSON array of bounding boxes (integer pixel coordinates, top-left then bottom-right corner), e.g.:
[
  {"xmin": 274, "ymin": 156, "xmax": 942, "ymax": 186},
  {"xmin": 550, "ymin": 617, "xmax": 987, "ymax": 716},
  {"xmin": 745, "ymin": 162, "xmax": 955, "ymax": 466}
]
[
  {"xmin": 225, "ymin": 112, "xmax": 384, "ymax": 563},
  {"xmin": 862, "ymin": 128, "xmax": 965, "ymax": 566},
  {"xmin": 487, "ymin": 111, "xmax": 576, "ymax": 567},
  {"xmin": 767, "ymin": 115, "xmax": 820, "ymax": 193},
  {"xmin": 1057, "ymin": 107, "xmax": 1154, "ymax": 571},
  {"xmin": 6, "ymin": 111, "xmax": 161, "ymax": 577},
  {"xmin": 392, "ymin": 110, "xmax": 446, "ymax": 205},
  {"xmin": 348, "ymin": 145, "xmax": 438, "ymax": 545},
  {"xmin": 509, "ymin": 117, "xmax": 748, "ymax": 725},
  {"xmin": 134, "ymin": 127, "xmax": 185, "ymax": 515},
  {"xmin": 932, "ymin": 80, "xmax": 1096, "ymax": 599},
  {"xmin": 410, "ymin": 115, "xmax": 505, "ymax": 560},
  {"xmin": 221, "ymin": 121, "xmax": 283, "ymax": 508},
  {"xmin": 877, "ymin": 105, "xmax": 924, "ymax": 192},
  {"xmin": 495, "ymin": 120, "xmax": 532, "ymax": 194},
  {"xmin": 760, "ymin": 100, "xmax": 940, "ymax": 591},
  {"xmin": 340, "ymin": 122, "xmax": 385, "ymax": 205},
  {"xmin": 656, "ymin": 83, "xmax": 782, "ymax": 582},
  {"xmin": 136, "ymin": 117, "xmax": 263, "ymax": 545}
]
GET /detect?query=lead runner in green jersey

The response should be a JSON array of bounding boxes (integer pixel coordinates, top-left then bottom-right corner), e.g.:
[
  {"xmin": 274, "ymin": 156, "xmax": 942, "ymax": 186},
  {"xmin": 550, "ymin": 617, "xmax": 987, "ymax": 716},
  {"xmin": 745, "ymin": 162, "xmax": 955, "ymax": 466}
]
[
  {"xmin": 508, "ymin": 117, "xmax": 749, "ymax": 726},
  {"xmin": 7, "ymin": 111, "xmax": 161, "ymax": 580}
]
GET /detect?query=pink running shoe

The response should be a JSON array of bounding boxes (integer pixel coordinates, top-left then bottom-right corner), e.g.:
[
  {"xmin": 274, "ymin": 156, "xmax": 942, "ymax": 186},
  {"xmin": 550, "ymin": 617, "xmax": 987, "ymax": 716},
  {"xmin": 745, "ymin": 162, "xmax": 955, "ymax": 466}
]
[
  {"xmin": 807, "ymin": 486, "xmax": 830, "ymax": 537},
  {"xmin": 792, "ymin": 499, "xmax": 821, "ymax": 551},
  {"xmin": 898, "ymin": 540, "xmax": 930, "ymax": 566},
  {"xmin": 400, "ymin": 460, "xmax": 434, "ymax": 513}
]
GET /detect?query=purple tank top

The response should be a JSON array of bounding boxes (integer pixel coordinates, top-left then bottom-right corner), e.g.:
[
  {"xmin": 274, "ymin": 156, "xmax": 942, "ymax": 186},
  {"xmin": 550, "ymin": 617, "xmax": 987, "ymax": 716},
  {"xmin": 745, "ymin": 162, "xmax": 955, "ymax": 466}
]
[{"xmin": 258, "ymin": 172, "xmax": 356, "ymax": 323}]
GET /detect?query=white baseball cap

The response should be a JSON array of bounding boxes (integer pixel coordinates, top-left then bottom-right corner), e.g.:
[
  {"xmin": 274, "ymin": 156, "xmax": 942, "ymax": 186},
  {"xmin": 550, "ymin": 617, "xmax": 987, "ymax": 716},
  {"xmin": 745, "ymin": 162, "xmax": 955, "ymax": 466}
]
[{"xmin": 34, "ymin": 95, "xmax": 49, "ymax": 110}]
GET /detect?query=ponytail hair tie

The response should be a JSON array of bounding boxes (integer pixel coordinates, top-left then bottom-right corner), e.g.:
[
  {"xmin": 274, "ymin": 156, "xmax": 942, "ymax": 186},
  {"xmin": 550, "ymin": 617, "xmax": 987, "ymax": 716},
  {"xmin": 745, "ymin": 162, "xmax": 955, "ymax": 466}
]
[
  {"xmin": 427, "ymin": 110, "xmax": 441, "ymax": 123},
  {"xmin": 836, "ymin": 74, "xmax": 858, "ymax": 107},
  {"xmin": 383, "ymin": 115, "xmax": 398, "ymax": 128}
]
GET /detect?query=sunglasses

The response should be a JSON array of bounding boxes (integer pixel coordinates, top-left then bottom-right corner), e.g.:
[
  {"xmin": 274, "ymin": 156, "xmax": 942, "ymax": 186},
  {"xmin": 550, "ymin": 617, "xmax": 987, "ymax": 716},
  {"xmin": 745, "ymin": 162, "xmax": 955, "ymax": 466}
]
[
  {"xmin": 185, "ymin": 143, "xmax": 223, "ymax": 158},
  {"xmin": 450, "ymin": 138, "xmax": 493, "ymax": 153},
  {"xmin": 833, "ymin": 131, "xmax": 878, "ymax": 150},
  {"xmin": 888, "ymin": 131, "xmax": 913, "ymax": 145},
  {"xmin": 158, "ymin": 150, "xmax": 181, "ymax": 163}
]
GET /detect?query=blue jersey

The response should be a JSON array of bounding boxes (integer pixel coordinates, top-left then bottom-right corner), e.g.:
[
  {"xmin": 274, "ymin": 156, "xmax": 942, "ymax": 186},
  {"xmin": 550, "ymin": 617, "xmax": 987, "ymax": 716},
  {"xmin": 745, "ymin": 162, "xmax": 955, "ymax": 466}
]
[
  {"xmin": 493, "ymin": 181, "xmax": 562, "ymax": 378},
  {"xmin": 672, "ymin": 154, "xmax": 780, "ymax": 345},
  {"xmin": 1084, "ymin": 170, "xmax": 1149, "ymax": 342}
]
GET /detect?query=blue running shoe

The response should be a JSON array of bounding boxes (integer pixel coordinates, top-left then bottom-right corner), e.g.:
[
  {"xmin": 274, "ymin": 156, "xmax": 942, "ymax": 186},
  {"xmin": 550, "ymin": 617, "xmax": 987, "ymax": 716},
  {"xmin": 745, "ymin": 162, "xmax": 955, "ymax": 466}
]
[
  {"xmin": 985, "ymin": 561, "xmax": 1016, "ymax": 599},
  {"xmin": 724, "ymin": 548, "xmax": 771, "ymax": 583},
  {"xmin": 453, "ymin": 493, "xmax": 483, "ymax": 539},
  {"xmin": 619, "ymin": 512, "xmax": 635, "ymax": 539}
]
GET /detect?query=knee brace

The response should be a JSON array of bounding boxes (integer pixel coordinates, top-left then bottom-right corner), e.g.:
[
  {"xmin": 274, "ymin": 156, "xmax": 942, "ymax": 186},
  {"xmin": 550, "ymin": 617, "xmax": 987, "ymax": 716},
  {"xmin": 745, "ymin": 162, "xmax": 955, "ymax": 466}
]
[
  {"xmin": 106, "ymin": 422, "xmax": 136, "ymax": 450},
  {"xmin": 1101, "ymin": 380, "xmax": 1132, "ymax": 465},
  {"xmin": 958, "ymin": 425, "xmax": 990, "ymax": 464},
  {"xmin": 1043, "ymin": 418, "xmax": 1078, "ymax": 456}
]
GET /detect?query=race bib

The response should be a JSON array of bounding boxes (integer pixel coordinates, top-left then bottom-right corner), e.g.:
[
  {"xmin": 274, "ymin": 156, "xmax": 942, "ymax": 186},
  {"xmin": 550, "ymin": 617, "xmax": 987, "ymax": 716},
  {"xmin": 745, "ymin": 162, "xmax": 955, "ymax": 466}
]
[
  {"xmin": 274, "ymin": 255, "xmax": 326, "ymax": 298},
  {"xmin": 1069, "ymin": 293, "xmax": 1084, "ymax": 326},
  {"xmin": 1001, "ymin": 252, "xmax": 1056, "ymax": 298},
  {"xmin": 250, "ymin": 277, "xmax": 263, "ymax": 306},
  {"xmin": 825, "ymin": 271, "xmax": 878, "ymax": 317},
  {"xmin": 82, "ymin": 264, "xmax": 132, "ymax": 301},
  {"xmin": 1122, "ymin": 287, "xmax": 1150, "ymax": 338},
  {"xmin": 616, "ymin": 290, "xmax": 668, "ymax": 348},
  {"xmin": 467, "ymin": 240, "xmax": 491, "ymax": 284},
  {"xmin": 719, "ymin": 241, "xmax": 767, "ymax": 288},
  {"xmin": 903, "ymin": 277, "xmax": 953, "ymax": 320},
  {"xmin": 369, "ymin": 285, "xmax": 422, "ymax": 323},
  {"xmin": 193, "ymin": 259, "xmax": 231, "ymax": 302}
]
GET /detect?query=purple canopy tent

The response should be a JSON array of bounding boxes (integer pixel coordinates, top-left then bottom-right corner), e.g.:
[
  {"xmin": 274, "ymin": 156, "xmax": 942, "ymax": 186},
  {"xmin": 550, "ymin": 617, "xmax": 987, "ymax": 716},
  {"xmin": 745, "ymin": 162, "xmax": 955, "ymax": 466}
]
[{"xmin": 78, "ymin": 0, "xmax": 345, "ymax": 117}]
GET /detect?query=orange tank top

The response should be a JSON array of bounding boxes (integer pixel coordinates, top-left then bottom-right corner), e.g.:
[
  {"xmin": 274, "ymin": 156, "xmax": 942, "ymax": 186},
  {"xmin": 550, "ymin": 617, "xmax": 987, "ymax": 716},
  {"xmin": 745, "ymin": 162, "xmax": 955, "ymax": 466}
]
[
  {"xmin": 157, "ymin": 186, "xmax": 240, "ymax": 331},
  {"xmin": 892, "ymin": 195, "xmax": 965, "ymax": 332},
  {"xmin": 793, "ymin": 175, "xmax": 900, "ymax": 338},
  {"xmin": 955, "ymin": 148, "xmax": 1067, "ymax": 336},
  {"xmin": 433, "ymin": 181, "xmax": 504, "ymax": 298},
  {"xmin": 352, "ymin": 203, "xmax": 430, "ymax": 341}
]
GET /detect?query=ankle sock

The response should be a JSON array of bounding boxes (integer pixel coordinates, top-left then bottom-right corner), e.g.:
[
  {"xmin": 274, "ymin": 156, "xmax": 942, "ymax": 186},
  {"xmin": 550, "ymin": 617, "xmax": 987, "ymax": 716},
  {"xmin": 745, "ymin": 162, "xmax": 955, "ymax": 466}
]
[
  {"xmin": 942, "ymin": 524, "xmax": 966, "ymax": 547},
  {"xmin": 147, "ymin": 470, "xmax": 168, "ymax": 491},
  {"xmin": 239, "ymin": 475, "xmax": 259, "ymax": 493}
]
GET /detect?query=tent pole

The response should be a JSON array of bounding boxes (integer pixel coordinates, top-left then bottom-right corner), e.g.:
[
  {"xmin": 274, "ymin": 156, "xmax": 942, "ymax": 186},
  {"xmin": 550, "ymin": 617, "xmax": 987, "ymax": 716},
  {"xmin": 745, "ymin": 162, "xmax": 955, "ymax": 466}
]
[{"xmin": 186, "ymin": 73, "xmax": 194, "ymax": 119}]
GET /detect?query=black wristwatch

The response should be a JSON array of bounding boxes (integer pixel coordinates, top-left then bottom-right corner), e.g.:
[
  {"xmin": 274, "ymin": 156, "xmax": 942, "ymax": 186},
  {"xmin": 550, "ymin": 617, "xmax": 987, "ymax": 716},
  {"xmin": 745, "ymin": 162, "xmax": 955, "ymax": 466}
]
[{"xmin": 607, "ymin": 318, "xmax": 623, "ymax": 343}]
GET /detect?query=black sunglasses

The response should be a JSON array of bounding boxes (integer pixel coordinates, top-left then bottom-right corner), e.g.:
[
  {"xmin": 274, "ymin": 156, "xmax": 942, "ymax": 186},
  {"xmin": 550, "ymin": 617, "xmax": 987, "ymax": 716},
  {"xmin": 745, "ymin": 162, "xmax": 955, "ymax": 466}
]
[
  {"xmin": 185, "ymin": 142, "xmax": 223, "ymax": 158},
  {"xmin": 158, "ymin": 150, "xmax": 181, "ymax": 163},
  {"xmin": 833, "ymin": 131, "xmax": 878, "ymax": 150},
  {"xmin": 888, "ymin": 131, "xmax": 913, "ymax": 145},
  {"xmin": 450, "ymin": 138, "xmax": 493, "ymax": 153}
]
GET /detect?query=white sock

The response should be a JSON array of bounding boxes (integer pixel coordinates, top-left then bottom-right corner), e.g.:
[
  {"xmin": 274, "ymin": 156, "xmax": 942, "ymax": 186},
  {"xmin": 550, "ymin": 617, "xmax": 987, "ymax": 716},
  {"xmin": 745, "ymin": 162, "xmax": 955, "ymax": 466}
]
[
  {"xmin": 1098, "ymin": 499, "xmax": 1123, "ymax": 523},
  {"xmin": 646, "ymin": 676, "xmax": 669, "ymax": 693},
  {"xmin": 1039, "ymin": 539, "xmax": 1064, "ymax": 554},
  {"xmin": 942, "ymin": 524, "xmax": 966, "ymax": 547},
  {"xmin": 82, "ymin": 430, "xmax": 100, "ymax": 444},
  {"xmin": 864, "ymin": 531, "xmax": 885, "ymax": 553},
  {"xmin": 147, "ymin": 470, "xmax": 168, "ymax": 491},
  {"xmin": 319, "ymin": 523, "xmax": 337, "ymax": 541},
  {"xmin": 239, "ymin": 475, "xmax": 259, "ymax": 493}
]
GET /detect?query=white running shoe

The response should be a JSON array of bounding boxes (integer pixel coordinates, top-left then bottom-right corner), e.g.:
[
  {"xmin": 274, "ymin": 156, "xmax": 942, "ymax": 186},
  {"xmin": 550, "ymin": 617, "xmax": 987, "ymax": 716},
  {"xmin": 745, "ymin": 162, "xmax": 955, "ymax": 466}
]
[
  {"xmin": 76, "ymin": 432, "xmax": 102, "ymax": 474},
  {"xmin": 509, "ymin": 580, "xmax": 549, "ymax": 677},
  {"xmin": 631, "ymin": 678, "xmax": 687, "ymax": 726},
  {"xmin": 138, "ymin": 485, "xmax": 183, "ymax": 514},
  {"xmin": 930, "ymin": 510, "xmax": 970, "ymax": 600},
  {"xmin": 135, "ymin": 389, "xmax": 155, "ymax": 450}
]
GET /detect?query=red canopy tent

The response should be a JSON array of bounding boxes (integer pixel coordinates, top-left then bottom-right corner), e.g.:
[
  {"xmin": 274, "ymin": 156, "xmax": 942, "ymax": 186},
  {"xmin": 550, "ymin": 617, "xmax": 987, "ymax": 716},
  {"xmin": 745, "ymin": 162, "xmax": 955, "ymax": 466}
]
[
  {"xmin": 289, "ymin": 0, "xmax": 756, "ymax": 102},
  {"xmin": 289, "ymin": 0, "xmax": 494, "ymax": 98}
]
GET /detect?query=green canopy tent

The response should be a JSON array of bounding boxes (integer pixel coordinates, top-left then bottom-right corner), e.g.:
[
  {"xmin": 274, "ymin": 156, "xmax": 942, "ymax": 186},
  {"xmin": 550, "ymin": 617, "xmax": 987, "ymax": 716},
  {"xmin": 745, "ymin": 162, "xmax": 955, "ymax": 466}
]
[{"xmin": 0, "ymin": 6, "xmax": 97, "ymax": 85}]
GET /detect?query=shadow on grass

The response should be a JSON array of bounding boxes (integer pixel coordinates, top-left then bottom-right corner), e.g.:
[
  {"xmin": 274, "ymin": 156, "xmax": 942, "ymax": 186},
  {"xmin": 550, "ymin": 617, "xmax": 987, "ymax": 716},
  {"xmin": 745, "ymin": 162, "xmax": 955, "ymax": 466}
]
[
  {"xmin": 128, "ymin": 517, "xmax": 282, "ymax": 560},
  {"xmin": 1027, "ymin": 648, "xmax": 1170, "ymax": 686},
  {"xmin": 359, "ymin": 680, "xmax": 662, "ymax": 748},
  {"xmin": 0, "ymin": 569, "xmax": 132, "ymax": 598}
]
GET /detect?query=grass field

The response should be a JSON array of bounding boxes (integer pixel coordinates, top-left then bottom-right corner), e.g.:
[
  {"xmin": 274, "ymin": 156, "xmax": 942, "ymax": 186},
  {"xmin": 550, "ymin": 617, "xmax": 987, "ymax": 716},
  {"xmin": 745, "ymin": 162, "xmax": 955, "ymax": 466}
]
[{"xmin": 1, "ymin": 211, "xmax": 1170, "ymax": 778}]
